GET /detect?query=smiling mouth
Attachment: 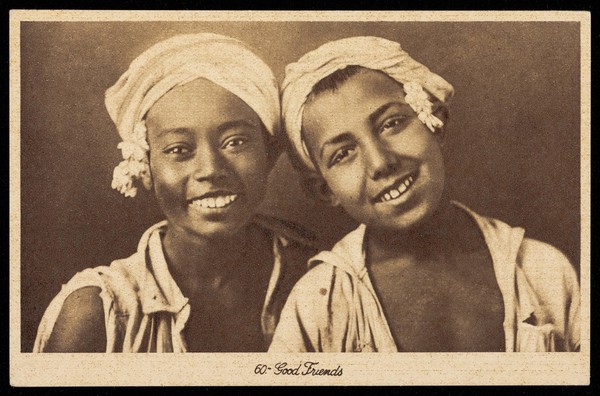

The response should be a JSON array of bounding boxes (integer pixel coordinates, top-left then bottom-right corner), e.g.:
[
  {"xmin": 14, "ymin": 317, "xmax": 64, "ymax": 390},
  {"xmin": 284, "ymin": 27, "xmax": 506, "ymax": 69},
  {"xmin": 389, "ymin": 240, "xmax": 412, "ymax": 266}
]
[
  {"xmin": 377, "ymin": 174, "xmax": 416, "ymax": 203},
  {"xmin": 189, "ymin": 194, "xmax": 239, "ymax": 210}
]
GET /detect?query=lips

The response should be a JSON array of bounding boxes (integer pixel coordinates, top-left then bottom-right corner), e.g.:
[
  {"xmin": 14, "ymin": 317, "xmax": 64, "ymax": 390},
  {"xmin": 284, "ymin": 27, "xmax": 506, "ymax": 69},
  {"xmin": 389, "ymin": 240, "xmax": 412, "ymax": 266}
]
[
  {"xmin": 374, "ymin": 172, "xmax": 417, "ymax": 203},
  {"xmin": 188, "ymin": 191, "xmax": 239, "ymax": 210}
]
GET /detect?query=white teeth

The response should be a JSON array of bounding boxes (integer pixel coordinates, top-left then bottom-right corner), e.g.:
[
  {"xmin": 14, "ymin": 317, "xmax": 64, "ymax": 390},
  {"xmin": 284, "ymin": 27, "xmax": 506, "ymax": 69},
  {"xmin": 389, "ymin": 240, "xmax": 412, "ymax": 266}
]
[
  {"xmin": 190, "ymin": 194, "xmax": 238, "ymax": 209},
  {"xmin": 380, "ymin": 176, "xmax": 415, "ymax": 202}
]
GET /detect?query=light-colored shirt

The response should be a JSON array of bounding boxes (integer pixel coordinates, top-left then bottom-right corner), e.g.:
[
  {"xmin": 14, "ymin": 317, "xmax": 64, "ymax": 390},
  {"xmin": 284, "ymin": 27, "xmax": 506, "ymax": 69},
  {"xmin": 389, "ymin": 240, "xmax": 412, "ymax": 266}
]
[
  {"xmin": 269, "ymin": 202, "xmax": 580, "ymax": 352},
  {"xmin": 34, "ymin": 217, "xmax": 315, "ymax": 352}
]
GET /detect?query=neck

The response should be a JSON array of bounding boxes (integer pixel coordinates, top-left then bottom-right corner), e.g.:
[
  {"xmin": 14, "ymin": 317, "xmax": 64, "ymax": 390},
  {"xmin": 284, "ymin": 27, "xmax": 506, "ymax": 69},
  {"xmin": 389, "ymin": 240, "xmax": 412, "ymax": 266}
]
[
  {"xmin": 162, "ymin": 224, "xmax": 250, "ymax": 293},
  {"xmin": 366, "ymin": 195, "xmax": 455, "ymax": 264}
]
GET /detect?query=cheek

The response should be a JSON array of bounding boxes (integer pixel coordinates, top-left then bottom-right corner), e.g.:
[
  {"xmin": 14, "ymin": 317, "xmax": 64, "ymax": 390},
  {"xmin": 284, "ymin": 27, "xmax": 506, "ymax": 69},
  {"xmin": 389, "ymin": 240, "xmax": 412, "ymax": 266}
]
[
  {"xmin": 425, "ymin": 143, "xmax": 445, "ymax": 178},
  {"xmin": 322, "ymin": 166, "xmax": 364, "ymax": 205},
  {"xmin": 233, "ymin": 152, "xmax": 271, "ymax": 195},
  {"xmin": 418, "ymin": 142, "xmax": 446, "ymax": 202},
  {"xmin": 392, "ymin": 127, "xmax": 432, "ymax": 154},
  {"xmin": 401, "ymin": 129, "xmax": 444, "ymax": 176},
  {"xmin": 149, "ymin": 161, "xmax": 185, "ymax": 199}
]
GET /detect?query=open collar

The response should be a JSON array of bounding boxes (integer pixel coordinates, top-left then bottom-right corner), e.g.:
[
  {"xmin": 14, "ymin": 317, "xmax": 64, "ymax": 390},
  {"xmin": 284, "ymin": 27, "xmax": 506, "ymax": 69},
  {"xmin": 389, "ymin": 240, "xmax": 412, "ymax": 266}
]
[{"xmin": 133, "ymin": 221, "xmax": 189, "ymax": 316}]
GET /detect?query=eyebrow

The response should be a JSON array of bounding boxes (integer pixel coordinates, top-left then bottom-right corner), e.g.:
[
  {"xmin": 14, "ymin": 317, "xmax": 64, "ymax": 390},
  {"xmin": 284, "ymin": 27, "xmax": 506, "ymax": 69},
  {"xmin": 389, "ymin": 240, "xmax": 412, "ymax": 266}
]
[
  {"xmin": 317, "ymin": 101, "xmax": 406, "ymax": 160},
  {"xmin": 367, "ymin": 101, "xmax": 405, "ymax": 126},
  {"xmin": 215, "ymin": 119, "xmax": 260, "ymax": 134},
  {"xmin": 156, "ymin": 127, "xmax": 190, "ymax": 139},
  {"xmin": 319, "ymin": 132, "xmax": 354, "ymax": 160},
  {"xmin": 156, "ymin": 119, "xmax": 260, "ymax": 139}
]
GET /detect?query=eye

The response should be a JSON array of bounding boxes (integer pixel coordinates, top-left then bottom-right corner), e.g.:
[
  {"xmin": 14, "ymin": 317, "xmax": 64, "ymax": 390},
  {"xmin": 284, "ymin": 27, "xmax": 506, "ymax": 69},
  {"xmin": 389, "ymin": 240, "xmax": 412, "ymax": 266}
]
[
  {"xmin": 221, "ymin": 135, "xmax": 251, "ymax": 151},
  {"xmin": 329, "ymin": 146, "xmax": 355, "ymax": 168},
  {"xmin": 380, "ymin": 116, "xmax": 408, "ymax": 134},
  {"xmin": 162, "ymin": 144, "xmax": 193, "ymax": 158},
  {"xmin": 222, "ymin": 136, "xmax": 249, "ymax": 150}
]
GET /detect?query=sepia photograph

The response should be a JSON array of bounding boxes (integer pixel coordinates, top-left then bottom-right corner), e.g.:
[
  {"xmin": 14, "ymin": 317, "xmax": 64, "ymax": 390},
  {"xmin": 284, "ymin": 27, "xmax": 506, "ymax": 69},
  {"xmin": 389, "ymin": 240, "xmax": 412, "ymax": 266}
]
[{"xmin": 10, "ymin": 10, "xmax": 589, "ymax": 385}]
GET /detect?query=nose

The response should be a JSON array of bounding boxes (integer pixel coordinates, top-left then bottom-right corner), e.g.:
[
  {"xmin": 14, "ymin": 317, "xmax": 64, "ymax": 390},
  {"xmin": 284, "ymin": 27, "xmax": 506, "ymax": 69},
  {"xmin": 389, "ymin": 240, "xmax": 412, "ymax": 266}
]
[
  {"xmin": 192, "ymin": 144, "xmax": 228, "ymax": 182},
  {"xmin": 363, "ymin": 138, "xmax": 400, "ymax": 181}
]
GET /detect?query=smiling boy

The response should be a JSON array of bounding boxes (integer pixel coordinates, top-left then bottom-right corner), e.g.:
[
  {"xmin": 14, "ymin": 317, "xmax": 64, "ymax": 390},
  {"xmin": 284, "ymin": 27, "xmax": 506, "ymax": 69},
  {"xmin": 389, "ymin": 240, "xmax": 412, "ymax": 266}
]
[
  {"xmin": 33, "ymin": 34, "xmax": 317, "ymax": 353},
  {"xmin": 269, "ymin": 37, "xmax": 580, "ymax": 352}
]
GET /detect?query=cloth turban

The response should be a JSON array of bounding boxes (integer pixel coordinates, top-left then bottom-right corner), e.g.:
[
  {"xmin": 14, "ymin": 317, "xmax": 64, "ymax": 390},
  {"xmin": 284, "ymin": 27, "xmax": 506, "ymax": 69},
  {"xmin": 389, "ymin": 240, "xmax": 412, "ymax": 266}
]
[
  {"xmin": 281, "ymin": 36, "xmax": 455, "ymax": 171},
  {"xmin": 105, "ymin": 33, "xmax": 280, "ymax": 197}
]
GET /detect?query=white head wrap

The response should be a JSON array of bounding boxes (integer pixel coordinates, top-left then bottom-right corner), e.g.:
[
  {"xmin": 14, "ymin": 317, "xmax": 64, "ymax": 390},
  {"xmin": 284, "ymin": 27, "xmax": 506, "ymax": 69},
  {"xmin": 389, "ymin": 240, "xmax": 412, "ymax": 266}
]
[
  {"xmin": 105, "ymin": 33, "xmax": 280, "ymax": 197},
  {"xmin": 281, "ymin": 36, "xmax": 455, "ymax": 171}
]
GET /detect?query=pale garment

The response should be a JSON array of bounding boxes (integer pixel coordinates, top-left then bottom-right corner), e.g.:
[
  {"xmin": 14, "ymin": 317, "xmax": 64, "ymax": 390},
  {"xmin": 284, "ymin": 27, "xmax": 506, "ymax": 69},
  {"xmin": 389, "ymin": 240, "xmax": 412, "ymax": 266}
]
[
  {"xmin": 34, "ymin": 217, "xmax": 314, "ymax": 352},
  {"xmin": 269, "ymin": 202, "xmax": 580, "ymax": 352},
  {"xmin": 106, "ymin": 32, "xmax": 280, "ymax": 144}
]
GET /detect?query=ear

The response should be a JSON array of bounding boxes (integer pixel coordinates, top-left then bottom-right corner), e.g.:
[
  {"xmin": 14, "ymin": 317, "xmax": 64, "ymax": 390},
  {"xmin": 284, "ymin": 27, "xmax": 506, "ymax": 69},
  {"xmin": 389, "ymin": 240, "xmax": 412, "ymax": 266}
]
[
  {"xmin": 433, "ymin": 106, "xmax": 449, "ymax": 146},
  {"xmin": 302, "ymin": 173, "xmax": 340, "ymax": 207}
]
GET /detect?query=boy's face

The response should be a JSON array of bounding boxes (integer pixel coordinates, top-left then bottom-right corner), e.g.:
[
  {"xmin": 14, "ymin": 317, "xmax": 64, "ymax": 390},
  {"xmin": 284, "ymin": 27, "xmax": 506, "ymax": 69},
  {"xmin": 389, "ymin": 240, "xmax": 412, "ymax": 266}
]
[
  {"xmin": 302, "ymin": 69, "xmax": 446, "ymax": 234},
  {"xmin": 146, "ymin": 78, "xmax": 272, "ymax": 240}
]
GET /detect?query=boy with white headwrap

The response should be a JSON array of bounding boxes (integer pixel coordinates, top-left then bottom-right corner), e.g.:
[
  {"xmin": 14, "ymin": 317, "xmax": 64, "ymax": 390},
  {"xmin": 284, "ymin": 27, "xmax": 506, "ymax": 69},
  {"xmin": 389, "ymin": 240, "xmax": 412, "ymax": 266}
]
[
  {"xmin": 34, "ymin": 33, "xmax": 316, "ymax": 352},
  {"xmin": 269, "ymin": 36, "xmax": 580, "ymax": 352}
]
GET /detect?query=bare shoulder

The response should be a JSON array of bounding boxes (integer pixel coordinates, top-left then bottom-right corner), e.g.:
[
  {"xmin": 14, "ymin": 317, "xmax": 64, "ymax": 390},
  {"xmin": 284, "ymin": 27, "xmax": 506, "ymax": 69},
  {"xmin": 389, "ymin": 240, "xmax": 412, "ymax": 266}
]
[{"xmin": 44, "ymin": 286, "xmax": 106, "ymax": 352}]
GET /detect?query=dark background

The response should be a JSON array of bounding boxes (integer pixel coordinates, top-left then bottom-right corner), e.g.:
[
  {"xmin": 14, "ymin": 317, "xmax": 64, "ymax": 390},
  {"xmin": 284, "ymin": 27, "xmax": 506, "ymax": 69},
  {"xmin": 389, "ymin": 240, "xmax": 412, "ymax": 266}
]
[{"xmin": 20, "ymin": 21, "xmax": 581, "ymax": 352}]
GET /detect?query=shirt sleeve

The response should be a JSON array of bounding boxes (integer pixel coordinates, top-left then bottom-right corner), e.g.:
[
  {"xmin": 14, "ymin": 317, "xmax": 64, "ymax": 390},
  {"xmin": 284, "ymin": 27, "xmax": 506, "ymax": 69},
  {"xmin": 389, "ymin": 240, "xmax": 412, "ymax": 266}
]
[
  {"xmin": 268, "ymin": 290, "xmax": 311, "ymax": 352},
  {"xmin": 517, "ymin": 238, "xmax": 581, "ymax": 352},
  {"xmin": 268, "ymin": 265, "xmax": 335, "ymax": 352}
]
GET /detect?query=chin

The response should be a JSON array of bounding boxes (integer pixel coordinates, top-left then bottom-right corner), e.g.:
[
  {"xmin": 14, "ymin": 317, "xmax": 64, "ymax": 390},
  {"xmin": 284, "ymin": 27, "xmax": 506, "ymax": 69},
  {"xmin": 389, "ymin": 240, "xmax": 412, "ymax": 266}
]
[
  {"xmin": 376, "ymin": 201, "xmax": 438, "ymax": 234},
  {"xmin": 187, "ymin": 218, "xmax": 249, "ymax": 240}
]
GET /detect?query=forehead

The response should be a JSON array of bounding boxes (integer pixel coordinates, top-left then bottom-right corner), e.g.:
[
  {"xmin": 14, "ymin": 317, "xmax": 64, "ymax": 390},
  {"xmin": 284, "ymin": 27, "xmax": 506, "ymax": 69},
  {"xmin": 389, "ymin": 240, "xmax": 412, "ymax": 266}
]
[
  {"xmin": 302, "ymin": 70, "xmax": 407, "ymax": 136},
  {"xmin": 146, "ymin": 78, "xmax": 260, "ymax": 134}
]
